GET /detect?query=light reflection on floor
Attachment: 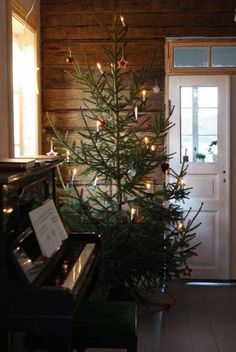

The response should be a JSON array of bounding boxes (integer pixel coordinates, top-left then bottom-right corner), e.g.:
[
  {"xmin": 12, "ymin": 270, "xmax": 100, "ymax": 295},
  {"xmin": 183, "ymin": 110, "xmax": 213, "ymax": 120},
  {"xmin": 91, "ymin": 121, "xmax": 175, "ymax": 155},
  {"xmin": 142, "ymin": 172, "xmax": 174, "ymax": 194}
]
[{"xmin": 186, "ymin": 281, "xmax": 236, "ymax": 286}]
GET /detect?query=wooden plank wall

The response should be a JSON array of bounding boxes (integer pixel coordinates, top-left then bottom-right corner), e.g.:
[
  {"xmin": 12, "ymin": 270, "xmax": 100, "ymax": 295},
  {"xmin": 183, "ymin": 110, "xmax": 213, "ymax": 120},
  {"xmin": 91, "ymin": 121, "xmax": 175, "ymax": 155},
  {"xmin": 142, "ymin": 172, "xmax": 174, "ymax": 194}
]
[{"xmin": 40, "ymin": 0, "xmax": 236, "ymax": 161}]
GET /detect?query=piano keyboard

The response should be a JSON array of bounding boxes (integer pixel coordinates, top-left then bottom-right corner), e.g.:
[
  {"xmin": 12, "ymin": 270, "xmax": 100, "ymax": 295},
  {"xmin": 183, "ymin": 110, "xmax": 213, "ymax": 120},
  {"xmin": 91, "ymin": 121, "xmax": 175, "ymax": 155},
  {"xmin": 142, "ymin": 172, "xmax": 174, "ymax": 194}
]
[{"xmin": 62, "ymin": 243, "xmax": 96, "ymax": 291}]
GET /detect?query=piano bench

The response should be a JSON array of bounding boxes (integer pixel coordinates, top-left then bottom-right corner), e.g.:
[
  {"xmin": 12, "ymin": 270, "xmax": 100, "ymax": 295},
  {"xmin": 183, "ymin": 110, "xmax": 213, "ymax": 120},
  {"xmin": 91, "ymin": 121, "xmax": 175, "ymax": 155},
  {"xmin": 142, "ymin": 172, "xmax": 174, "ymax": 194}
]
[{"xmin": 73, "ymin": 301, "xmax": 137, "ymax": 352}]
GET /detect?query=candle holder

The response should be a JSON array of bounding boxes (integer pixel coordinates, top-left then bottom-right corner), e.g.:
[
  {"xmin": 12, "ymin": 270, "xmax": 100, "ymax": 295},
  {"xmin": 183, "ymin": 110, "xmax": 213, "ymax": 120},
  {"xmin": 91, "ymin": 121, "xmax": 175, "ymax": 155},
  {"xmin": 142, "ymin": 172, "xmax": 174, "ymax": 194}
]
[{"xmin": 46, "ymin": 140, "xmax": 58, "ymax": 156}]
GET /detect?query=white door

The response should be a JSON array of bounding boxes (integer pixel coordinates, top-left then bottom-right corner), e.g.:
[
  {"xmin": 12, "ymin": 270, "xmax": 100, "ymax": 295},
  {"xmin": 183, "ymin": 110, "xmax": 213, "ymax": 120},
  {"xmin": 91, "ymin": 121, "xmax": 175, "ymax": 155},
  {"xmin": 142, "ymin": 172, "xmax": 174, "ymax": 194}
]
[{"xmin": 168, "ymin": 76, "xmax": 230, "ymax": 279}]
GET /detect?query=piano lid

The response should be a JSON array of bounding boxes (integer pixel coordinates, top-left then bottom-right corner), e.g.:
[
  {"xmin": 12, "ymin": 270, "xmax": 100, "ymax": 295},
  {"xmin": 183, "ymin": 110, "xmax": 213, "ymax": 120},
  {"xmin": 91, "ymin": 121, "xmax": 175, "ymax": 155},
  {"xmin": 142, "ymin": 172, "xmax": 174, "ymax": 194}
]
[{"xmin": 0, "ymin": 160, "xmax": 61, "ymax": 185}]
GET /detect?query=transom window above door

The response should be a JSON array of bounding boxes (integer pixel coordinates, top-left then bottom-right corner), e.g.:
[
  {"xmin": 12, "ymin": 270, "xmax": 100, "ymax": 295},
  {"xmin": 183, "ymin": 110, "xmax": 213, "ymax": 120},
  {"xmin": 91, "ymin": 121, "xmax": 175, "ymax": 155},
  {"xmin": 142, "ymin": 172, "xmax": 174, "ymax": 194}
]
[{"xmin": 166, "ymin": 39, "xmax": 236, "ymax": 75}]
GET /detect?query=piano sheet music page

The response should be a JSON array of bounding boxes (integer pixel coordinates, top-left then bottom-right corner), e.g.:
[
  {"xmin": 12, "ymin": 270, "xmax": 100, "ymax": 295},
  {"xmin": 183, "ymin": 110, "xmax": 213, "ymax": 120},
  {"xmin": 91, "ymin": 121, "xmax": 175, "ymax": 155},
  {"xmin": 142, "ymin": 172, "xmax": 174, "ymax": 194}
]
[
  {"xmin": 45, "ymin": 199, "xmax": 68, "ymax": 241},
  {"xmin": 29, "ymin": 200, "xmax": 68, "ymax": 257}
]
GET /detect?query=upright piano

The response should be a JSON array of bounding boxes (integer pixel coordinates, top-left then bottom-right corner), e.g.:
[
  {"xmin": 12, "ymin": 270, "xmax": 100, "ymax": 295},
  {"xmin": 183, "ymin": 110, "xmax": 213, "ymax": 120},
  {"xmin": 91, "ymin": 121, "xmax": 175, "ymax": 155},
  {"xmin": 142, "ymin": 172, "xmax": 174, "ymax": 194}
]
[{"xmin": 0, "ymin": 161, "xmax": 100, "ymax": 351}]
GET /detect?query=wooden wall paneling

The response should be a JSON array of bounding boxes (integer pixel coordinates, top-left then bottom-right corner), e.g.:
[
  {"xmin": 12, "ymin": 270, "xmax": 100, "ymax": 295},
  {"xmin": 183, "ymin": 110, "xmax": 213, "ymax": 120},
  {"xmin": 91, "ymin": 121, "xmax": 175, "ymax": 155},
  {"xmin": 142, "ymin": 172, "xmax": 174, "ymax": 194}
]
[
  {"xmin": 43, "ymin": 110, "xmax": 163, "ymax": 131},
  {"xmin": 42, "ymin": 42, "xmax": 164, "ymax": 66},
  {"xmin": 43, "ymin": 88, "xmax": 164, "ymax": 111},
  {"xmin": 42, "ymin": 66, "xmax": 164, "ymax": 89},
  {"xmin": 40, "ymin": 0, "xmax": 236, "ymax": 14},
  {"xmin": 42, "ymin": 26, "xmax": 236, "ymax": 41},
  {"xmin": 42, "ymin": 12, "xmax": 234, "ymax": 29}
]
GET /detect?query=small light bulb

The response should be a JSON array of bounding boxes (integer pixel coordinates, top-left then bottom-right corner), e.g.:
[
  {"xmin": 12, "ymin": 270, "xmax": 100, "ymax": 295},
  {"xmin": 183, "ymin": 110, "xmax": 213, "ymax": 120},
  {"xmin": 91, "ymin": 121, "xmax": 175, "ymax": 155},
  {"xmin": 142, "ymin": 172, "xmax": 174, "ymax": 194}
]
[
  {"xmin": 142, "ymin": 89, "xmax": 146, "ymax": 102},
  {"xmin": 3, "ymin": 207, "xmax": 13, "ymax": 214},
  {"xmin": 178, "ymin": 220, "xmax": 185, "ymax": 233},
  {"xmin": 97, "ymin": 62, "xmax": 103, "ymax": 75},
  {"xmin": 144, "ymin": 136, "xmax": 149, "ymax": 145},
  {"xmin": 63, "ymin": 262, "xmax": 68, "ymax": 272},
  {"xmin": 120, "ymin": 15, "xmax": 126, "ymax": 27},
  {"xmin": 93, "ymin": 176, "xmax": 98, "ymax": 187},
  {"xmin": 96, "ymin": 120, "xmax": 100, "ymax": 132},
  {"xmin": 66, "ymin": 150, "xmax": 70, "ymax": 163},
  {"xmin": 151, "ymin": 145, "xmax": 156, "ymax": 151},
  {"xmin": 72, "ymin": 168, "xmax": 77, "ymax": 181},
  {"xmin": 23, "ymin": 259, "xmax": 32, "ymax": 266},
  {"xmin": 131, "ymin": 207, "xmax": 136, "ymax": 220},
  {"xmin": 178, "ymin": 177, "xmax": 185, "ymax": 188},
  {"xmin": 134, "ymin": 105, "xmax": 138, "ymax": 120}
]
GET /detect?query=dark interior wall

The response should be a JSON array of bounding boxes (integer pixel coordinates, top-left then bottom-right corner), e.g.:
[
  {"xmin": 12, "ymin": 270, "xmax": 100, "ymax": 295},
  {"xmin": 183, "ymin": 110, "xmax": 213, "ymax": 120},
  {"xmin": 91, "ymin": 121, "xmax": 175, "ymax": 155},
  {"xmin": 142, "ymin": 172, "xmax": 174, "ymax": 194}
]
[{"xmin": 40, "ymin": 0, "xmax": 236, "ymax": 156}]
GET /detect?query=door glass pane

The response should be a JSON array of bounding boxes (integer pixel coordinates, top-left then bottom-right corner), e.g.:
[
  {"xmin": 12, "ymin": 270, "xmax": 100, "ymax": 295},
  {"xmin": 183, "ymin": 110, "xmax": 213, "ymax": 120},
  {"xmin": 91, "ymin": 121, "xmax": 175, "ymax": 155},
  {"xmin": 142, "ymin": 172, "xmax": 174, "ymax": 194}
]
[
  {"xmin": 174, "ymin": 47, "xmax": 209, "ymax": 67},
  {"xmin": 181, "ymin": 108, "xmax": 192, "ymax": 134},
  {"xmin": 180, "ymin": 87, "xmax": 218, "ymax": 163},
  {"xmin": 198, "ymin": 109, "xmax": 217, "ymax": 134},
  {"xmin": 212, "ymin": 46, "xmax": 236, "ymax": 67},
  {"xmin": 198, "ymin": 87, "xmax": 218, "ymax": 107},
  {"xmin": 181, "ymin": 87, "xmax": 193, "ymax": 107}
]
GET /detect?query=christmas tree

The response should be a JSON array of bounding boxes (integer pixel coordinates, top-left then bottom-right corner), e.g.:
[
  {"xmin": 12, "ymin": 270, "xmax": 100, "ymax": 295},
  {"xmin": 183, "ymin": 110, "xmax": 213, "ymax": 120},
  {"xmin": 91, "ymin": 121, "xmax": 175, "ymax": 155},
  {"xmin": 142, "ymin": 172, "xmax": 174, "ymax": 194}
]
[{"xmin": 47, "ymin": 5, "xmax": 201, "ymax": 300}]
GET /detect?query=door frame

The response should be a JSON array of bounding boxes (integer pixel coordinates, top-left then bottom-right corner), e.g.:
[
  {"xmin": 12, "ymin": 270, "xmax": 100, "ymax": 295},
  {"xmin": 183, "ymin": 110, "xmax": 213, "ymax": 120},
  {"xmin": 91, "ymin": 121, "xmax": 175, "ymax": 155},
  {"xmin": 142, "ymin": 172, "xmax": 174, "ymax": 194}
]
[{"xmin": 166, "ymin": 75, "xmax": 230, "ymax": 279}]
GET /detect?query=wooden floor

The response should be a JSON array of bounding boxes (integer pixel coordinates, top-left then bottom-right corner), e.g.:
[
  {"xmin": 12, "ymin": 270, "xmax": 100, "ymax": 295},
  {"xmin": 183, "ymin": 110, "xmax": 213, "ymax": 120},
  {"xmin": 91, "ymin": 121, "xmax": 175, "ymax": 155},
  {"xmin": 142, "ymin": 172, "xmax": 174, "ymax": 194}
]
[
  {"xmin": 87, "ymin": 280, "xmax": 236, "ymax": 352},
  {"xmin": 13, "ymin": 280, "xmax": 236, "ymax": 352}
]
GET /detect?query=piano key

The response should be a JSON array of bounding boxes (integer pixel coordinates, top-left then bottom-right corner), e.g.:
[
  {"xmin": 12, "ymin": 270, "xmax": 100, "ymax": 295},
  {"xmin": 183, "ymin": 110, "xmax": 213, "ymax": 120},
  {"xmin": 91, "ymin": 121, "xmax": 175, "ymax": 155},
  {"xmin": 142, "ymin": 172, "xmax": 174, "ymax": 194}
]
[{"xmin": 62, "ymin": 243, "xmax": 96, "ymax": 291}]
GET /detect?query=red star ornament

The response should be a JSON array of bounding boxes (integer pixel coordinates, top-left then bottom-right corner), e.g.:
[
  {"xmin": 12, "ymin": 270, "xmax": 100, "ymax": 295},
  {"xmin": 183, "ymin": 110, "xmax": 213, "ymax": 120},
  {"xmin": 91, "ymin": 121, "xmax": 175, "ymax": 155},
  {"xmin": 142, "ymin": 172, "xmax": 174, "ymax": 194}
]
[
  {"xmin": 134, "ymin": 214, "xmax": 142, "ymax": 224},
  {"xmin": 144, "ymin": 123, "xmax": 152, "ymax": 131},
  {"xmin": 181, "ymin": 265, "xmax": 192, "ymax": 276},
  {"xmin": 99, "ymin": 121, "xmax": 106, "ymax": 129},
  {"xmin": 118, "ymin": 56, "xmax": 128, "ymax": 68}
]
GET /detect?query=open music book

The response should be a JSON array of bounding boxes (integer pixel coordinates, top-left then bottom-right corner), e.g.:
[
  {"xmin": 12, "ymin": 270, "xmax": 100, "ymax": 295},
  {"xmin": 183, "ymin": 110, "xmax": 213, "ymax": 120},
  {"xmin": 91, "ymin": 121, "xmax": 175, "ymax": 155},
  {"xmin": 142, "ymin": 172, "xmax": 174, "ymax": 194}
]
[{"xmin": 29, "ymin": 199, "xmax": 68, "ymax": 258}]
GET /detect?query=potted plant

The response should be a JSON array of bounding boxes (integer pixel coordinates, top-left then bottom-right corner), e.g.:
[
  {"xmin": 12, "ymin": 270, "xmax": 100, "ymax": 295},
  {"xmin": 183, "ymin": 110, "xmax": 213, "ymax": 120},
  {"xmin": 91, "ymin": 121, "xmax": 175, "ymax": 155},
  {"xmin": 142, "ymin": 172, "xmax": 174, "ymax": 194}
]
[
  {"xmin": 195, "ymin": 153, "xmax": 206, "ymax": 162},
  {"xmin": 208, "ymin": 140, "xmax": 217, "ymax": 162}
]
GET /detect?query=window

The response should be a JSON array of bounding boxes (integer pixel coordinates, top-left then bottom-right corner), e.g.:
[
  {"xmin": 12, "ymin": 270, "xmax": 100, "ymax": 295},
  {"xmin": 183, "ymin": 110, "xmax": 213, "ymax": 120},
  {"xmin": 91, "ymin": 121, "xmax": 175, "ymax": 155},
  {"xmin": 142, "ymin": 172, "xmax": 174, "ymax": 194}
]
[
  {"xmin": 181, "ymin": 86, "xmax": 218, "ymax": 163},
  {"xmin": 174, "ymin": 47, "xmax": 208, "ymax": 68},
  {"xmin": 12, "ymin": 13, "xmax": 38, "ymax": 157},
  {"xmin": 166, "ymin": 39, "xmax": 236, "ymax": 75}
]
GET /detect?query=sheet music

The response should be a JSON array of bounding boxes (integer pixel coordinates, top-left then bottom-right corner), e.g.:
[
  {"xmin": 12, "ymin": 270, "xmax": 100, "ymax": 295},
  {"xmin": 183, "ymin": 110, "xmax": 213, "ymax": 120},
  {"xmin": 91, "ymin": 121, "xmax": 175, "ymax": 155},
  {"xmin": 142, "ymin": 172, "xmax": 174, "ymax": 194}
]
[
  {"xmin": 29, "ymin": 200, "xmax": 68, "ymax": 258},
  {"xmin": 45, "ymin": 199, "xmax": 68, "ymax": 241}
]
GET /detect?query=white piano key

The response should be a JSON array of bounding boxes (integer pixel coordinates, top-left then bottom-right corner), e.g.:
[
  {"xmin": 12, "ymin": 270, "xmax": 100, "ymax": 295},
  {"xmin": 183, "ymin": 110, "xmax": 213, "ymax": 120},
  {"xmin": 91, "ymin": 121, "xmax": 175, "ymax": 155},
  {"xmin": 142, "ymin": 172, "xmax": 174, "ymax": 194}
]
[{"xmin": 62, "ymin": 243, "xmax": 95, "ymax": 291}]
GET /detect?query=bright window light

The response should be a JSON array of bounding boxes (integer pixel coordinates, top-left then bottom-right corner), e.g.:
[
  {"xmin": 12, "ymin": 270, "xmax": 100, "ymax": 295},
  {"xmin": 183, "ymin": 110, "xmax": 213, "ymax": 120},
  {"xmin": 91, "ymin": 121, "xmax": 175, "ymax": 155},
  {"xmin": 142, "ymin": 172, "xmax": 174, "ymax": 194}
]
[{"xmin": 12, "ymin": 15, "xmax": 38, "ymax": 157}]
